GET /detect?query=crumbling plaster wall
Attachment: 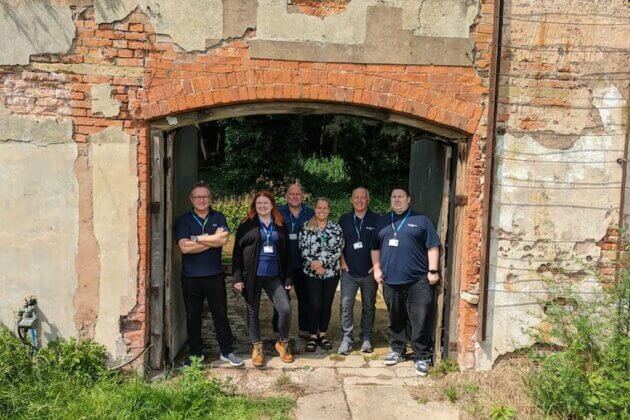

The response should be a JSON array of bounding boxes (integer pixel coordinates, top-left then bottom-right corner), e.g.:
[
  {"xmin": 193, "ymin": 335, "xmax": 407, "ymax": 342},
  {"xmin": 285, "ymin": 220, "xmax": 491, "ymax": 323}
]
[
  {"xmin": 476, "ymin": 0, "xmax": 630, "ymax": 369},
  {"xmin": 0, "ymin": 105, "xmax": 78, "ymax": 342},
  {"xmin": 0, "ymin": 0, "xmax": 490, "ymax": 367},
  {"xmin": 90, "ymin": 127, "xmax": 139, "ymax": 359}
]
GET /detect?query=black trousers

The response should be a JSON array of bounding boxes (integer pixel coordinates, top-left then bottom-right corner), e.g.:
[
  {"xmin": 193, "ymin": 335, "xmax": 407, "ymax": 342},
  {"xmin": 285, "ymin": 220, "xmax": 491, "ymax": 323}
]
[
  {"xmin": 305, "ymin": 275, "xmax": 339, "ymax": 335},
  {"xmin": 181, "ymin": 274, "xmax": 234, "ymax": 356},
  {"xmin": 383, "ymin": 278, "xmax": 434, "ymax": 361},
  {"xmin": 273, "ymin": 269, "xmax": 309, "ymax": 333}
]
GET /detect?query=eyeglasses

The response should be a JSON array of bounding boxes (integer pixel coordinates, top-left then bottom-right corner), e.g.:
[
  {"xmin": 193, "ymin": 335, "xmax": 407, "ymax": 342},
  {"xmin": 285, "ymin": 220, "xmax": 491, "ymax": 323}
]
[{"xmin": 192, "ymin": 195, "xmax": 210, "ymax": 200}]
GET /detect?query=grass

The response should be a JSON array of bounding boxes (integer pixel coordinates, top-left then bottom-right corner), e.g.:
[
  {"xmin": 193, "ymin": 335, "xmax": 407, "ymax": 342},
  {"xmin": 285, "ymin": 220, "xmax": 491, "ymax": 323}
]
[
  {"xmin": 0, "ymin": 326, "xmax": 293, "ymax": 419},
  {"xmin": 409, "ymin": 357, "xmax": 542, "ymax": 419}
]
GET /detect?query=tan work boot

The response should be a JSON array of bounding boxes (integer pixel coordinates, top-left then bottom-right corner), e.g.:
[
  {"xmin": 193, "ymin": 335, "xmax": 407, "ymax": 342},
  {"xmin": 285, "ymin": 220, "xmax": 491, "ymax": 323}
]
[
  {"xmin": 275, "ymin": 339, "xmax": 294, "ymax": 363},
  {"xmin": 252, "ymin": 341, "xmax": 265, "ymax": 368}
]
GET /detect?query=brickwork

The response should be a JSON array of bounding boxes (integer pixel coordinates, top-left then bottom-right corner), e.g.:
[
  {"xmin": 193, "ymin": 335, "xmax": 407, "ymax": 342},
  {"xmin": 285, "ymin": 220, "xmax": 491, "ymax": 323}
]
[{"xmin": 0, "ymin": 3, "xmax": 499, "ymax": 368}]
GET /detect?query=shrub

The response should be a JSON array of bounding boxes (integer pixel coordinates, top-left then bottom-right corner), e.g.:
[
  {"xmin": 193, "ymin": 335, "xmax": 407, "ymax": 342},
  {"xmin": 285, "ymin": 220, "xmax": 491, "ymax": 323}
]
[{"xmin": 528, "ymin": 274, "xmax": 630, "ymax": 418}]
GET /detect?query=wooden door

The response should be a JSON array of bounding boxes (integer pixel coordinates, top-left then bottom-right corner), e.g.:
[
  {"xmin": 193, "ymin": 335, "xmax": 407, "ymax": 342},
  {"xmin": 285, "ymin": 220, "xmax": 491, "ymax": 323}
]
[{"xmin": 165, "ymin": 126, "xmax": 199, "ymax": 362}]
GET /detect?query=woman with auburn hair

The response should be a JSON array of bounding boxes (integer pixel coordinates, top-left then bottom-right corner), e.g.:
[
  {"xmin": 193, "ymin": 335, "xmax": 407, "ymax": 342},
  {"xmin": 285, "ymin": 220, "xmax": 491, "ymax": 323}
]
[
  {"xmin": 299, "ymin": 197, "xmax": 344, "ymax": 352},
  {"xmin": 232, "ymin": 191, "xmax": 293, "ymax": 368}
]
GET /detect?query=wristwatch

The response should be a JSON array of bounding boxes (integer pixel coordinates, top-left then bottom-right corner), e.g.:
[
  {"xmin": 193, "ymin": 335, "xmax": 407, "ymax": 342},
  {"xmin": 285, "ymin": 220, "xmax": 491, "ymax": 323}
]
[
  {"xmin": 191, "ymin": 235, "xmax": 198, "ymax": 242},
  {"xmin": 428, "ymin": 269, "xmax": 439, "ymax": 275}
]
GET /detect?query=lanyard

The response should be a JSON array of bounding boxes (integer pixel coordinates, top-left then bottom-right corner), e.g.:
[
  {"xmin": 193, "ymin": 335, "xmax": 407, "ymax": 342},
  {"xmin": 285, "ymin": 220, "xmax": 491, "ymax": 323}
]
[
  {"xmin": 289, "ymin": 208, "xmax": 301, "ymax": 233},
  {"xmin": 353, "ymin": 213, "xmax": 364, "ymax": 241},
  {"xmin": 318, "ymin": 226, "xmax": 328, "ymax": 245},
  {"xmin": 192, "ymin": 212, "xmax": 209, "ymax": 234},
  {"xmin": 260, "ymin": 221, "xmax": 274, "ymax": 245},
  {"xmin": 390, "ymin": 210, "xmax": 410, "ymax": 237}
]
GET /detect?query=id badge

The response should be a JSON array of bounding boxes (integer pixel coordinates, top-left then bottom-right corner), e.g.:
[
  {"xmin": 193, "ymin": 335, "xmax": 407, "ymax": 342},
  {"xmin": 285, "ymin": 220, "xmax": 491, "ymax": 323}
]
[
  {"xmin": 263, "ymin": 245, "xmax": 274, "ymax": 254},
  {"xmin": 388, "ymin": 238, "xmax": 399, "ymax": 247},
  {"xmin": 289, "ymin": 233, "xmax": 298, "ymax": 240},
  {"xmin": 353, "ymin": 241, "xmax": 363, "ymax": 250}
]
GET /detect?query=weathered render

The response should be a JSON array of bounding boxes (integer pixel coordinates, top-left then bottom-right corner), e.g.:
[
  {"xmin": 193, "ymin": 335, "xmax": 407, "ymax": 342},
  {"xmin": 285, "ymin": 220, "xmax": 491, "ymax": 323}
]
[
  {"xmin": 89, "ymin": 127, "xmax": 139, "ymax": 359},
  {"xmin": 0, "ymin": 106, "xmax": 78, "ymax": 342},
  {"xmin": 0, "ymin": 0, "xmax": 75, "ymax": 65},
  {"xmin": 477, "ymin": 0, "xmax": 629, "ymax": 368},
  {"xmin": 0, "ymin": 0, "xmax": 627, "ymax": 370}
]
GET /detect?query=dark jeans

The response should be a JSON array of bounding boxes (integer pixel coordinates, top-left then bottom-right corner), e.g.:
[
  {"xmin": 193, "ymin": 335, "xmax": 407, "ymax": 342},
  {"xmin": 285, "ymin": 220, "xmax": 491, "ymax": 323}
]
[
  {"xmin": 340, "ymin": 271, "xmax": 377, "ymax": 343},
  {"xmin": 305, "ymin": 275, "xmax": 339, "ymax": 335},
  {"xmin": 181, "ymin": 274, "xmax": 234, "ymax": 356},
  {"xmin": 248, "ymin": 276, "xmax": 291, "ymax": 343},
  {"xmin": 383, "ymin": 278, "xmax": 434, "ymax": 361},
  {"xmin": 273, "ymin": 270, "xmax": 309, "ymax": 333}
]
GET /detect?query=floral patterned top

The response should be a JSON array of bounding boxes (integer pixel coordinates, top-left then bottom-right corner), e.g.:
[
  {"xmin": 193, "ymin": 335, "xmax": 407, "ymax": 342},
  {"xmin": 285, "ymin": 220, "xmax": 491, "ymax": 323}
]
[{"xmin": 299, "ymin": 220, "xmax": 344, "ymax": 279}]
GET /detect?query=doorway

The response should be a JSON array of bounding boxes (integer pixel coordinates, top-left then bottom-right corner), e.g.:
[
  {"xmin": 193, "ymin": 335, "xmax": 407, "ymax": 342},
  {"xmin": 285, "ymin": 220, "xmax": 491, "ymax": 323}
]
[{"xmin": 149, "ymin": 103, "xmax": 467, "ymax": 369}]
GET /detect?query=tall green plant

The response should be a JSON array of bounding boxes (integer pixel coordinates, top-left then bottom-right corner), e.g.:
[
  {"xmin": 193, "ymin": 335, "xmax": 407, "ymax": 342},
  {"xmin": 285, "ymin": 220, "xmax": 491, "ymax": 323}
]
[{"xmin": 528, "ymin": 274, "xmax": 630, "ymax": 418}]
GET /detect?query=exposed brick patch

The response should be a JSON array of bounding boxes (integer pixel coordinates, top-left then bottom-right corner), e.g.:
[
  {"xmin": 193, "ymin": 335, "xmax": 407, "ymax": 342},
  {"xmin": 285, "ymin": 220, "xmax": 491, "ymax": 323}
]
[{"xmin": 289, "ymin": 0, "xmax": 351, "ymax": 18}]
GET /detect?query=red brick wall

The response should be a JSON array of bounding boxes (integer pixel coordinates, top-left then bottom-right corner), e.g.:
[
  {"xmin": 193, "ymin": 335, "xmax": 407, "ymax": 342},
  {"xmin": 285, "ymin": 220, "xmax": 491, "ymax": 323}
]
[{"xmin": 0, "ymin": 3, "xmax": 494, "ymax": 367}]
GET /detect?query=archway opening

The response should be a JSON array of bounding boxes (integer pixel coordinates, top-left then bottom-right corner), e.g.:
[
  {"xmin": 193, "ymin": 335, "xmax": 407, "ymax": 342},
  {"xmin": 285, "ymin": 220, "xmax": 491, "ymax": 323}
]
[{"xmin": 149, "ymin": 103, "xmax": 466, "ymax": 369}]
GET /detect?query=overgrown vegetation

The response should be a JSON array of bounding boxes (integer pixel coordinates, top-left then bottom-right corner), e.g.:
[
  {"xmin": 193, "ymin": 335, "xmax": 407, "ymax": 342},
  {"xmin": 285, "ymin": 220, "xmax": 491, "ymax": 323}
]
[
  {"xmin": 0, "ymin": 326, "xmax": 292, "ymax": 419},
  {"xmin": 200, "ymin": 114, "xmax": 418, "ymax": 224},
  {"xmin": 527, "ymin": 274, "xmax": 630, "ymax": 418}
]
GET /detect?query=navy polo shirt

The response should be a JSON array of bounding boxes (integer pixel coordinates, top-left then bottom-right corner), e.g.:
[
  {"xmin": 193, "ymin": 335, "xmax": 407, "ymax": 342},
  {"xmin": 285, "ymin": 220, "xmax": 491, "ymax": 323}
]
[
  {"xmin": 257, "ymin": 223, "xmax": 280, "ymax": 277},
  {"xmin": 174, "ymin": 209, "xmax": 228, "ymax": 277},
  {"xmin": 371, "ymin": 210, "xmax": 440, "ymax": 285},
  {"xmin": 339, "ymin": 210, "xmax": 380, "ymax": 277},
  {"xmin": 279, "ymin": 204, "xmax": 314, "ymax": 269}
]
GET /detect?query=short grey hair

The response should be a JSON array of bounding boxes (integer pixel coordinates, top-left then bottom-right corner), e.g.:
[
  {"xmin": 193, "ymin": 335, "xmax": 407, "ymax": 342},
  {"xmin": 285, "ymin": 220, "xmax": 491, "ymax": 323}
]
[
  {"xmin": 352, "ymin": 186, "xmax": 370, "ymax": 200},
  {"xmin": 286, "ymin": 182, "xmax": 304, "ymax": 195}
]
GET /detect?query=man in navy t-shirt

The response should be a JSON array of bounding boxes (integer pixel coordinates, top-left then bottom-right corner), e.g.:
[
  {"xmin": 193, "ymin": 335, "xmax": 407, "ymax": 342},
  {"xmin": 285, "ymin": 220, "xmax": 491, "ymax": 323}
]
[
  {"xmin": 174, "ymin": 182, "xmax": 242, "ymax": 367},
  {"xmin": 337, "ymin": 187, "xmax": 380, "ymax": 355},
  {"xmin": 278, "ymin": 182, "xmax": 314, "ymax": 338},
  {"xmin": 371, "ymin": 187, "xmax": 440, "ymax": 376}
]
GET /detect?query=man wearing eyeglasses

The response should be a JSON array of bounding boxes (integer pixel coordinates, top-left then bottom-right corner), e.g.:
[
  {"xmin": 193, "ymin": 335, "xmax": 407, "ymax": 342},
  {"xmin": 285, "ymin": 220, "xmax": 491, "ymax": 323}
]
[{"xmin": 174, "ymin": 182, "xmax": 243, "ymax": 368}]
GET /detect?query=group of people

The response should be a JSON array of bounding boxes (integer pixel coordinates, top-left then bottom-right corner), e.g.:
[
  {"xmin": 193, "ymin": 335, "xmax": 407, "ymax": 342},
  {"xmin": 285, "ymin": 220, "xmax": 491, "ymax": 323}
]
[{"xmin": 175, "ymin": 181, "xmax": 440, "ymax": 376}]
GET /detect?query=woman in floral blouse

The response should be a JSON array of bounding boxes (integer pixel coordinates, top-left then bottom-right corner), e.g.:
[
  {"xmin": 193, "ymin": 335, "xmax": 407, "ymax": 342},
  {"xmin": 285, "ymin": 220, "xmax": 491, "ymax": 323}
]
[{"xmin": 299, "ymin": 197, "xmax": 344, "ymax": 351}]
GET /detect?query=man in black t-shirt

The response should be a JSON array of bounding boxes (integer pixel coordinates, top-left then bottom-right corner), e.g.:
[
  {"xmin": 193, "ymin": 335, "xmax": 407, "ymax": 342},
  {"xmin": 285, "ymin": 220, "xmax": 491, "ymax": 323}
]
[
  {"xmin": 371, "ymin": 187, "xmax": 440, "ymax": 376},
  {"xmin": 337, "ymin": 187, "xmax": 380, "ymax": 354},
  {"xmin": 174, "ymin": 182, "xmax": 243, "ymax": 368}
]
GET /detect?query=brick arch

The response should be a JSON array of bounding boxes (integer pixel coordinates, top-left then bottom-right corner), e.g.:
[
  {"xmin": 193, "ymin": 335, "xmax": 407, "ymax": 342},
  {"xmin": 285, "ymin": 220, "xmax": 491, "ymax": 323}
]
[{"xmin": 140, "ymin": 40, "xmax": 485, "ymax": 136}]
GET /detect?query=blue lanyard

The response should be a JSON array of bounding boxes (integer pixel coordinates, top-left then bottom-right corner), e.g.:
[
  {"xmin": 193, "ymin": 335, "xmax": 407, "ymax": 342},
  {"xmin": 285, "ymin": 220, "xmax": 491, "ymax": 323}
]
[
  {"xmin": 192, "ymin": 212, "xmax": 209, "ymax": 234},
  {"xmin": 353, "ymin": 213, "xmax": 364, "ymax": 241},
  {"xmin": 390, "ymin": 210, "xmax": 410, "ymax": 237},
  {"xmin": 260, "ymin": 221, "xmax": 274, "ymax": 245},
  {"xmin": 289, "ymin": 208, "xmax": 301, "ymax": 233}
]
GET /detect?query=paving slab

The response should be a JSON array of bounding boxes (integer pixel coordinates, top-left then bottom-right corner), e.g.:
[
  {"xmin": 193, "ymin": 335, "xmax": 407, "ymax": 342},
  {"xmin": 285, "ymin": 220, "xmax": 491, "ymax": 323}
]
[
  {"xmin": 344, "ymin": 383, "xmax": 461, "ymax": 419},
  {"xmin": 337, "ymin": 367, "xmax": 395, "ymax": 378},
  {"xmin": 295, "ymin": 390, "xmax": 351, "ymax": 420},
  {"xmin": 286, "ymin": 368, "xmax": 340, "ymax": 394},
  {"xmin": 342, "ymin": 376, "xmax": 405, "ymax": 386},
  {"xmin": 332, "ymin": 354, "xmax": 366, "ymax": 368}
]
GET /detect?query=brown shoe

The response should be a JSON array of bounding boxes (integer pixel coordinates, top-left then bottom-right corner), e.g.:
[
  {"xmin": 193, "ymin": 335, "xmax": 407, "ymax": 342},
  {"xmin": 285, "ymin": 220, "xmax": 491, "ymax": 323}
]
[
  {"xmin": 252, "ymin": 341, "xmax": 265, "ymax": 368},
  {"xmin": 275, "ymin": 339, "xmax": 294, "ymax": 363}
]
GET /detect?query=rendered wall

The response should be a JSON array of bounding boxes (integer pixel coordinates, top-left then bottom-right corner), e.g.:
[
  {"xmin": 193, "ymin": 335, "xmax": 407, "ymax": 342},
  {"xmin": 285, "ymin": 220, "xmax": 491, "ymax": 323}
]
[{"xmin": 0, "ymin": 0, "xmax": 625, "ymax": 370}]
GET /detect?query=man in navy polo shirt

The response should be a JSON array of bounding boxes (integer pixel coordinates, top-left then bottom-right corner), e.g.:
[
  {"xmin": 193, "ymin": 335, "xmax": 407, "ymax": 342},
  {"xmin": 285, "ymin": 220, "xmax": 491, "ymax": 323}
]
[
  {"xmin": 371, "ymin": 186, "xmax": 440, "ymax": 376},
  {"xmin": 278, "ymin": 182, "xmax": 314, "ymax": 338},
  {"xmin": 175, "ymin": 182, "xmax": 243, "ymax": 367},
  {"xmin": 337, "ymin": 187, "xmax": 380, "ymax": 355}
]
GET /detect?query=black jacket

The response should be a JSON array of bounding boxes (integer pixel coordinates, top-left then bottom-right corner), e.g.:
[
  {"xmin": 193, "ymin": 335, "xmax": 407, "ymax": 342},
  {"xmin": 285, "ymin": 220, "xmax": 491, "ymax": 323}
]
[{"xmin": 232, "ymin": 217, "xmax": 293, "ymax": 305}]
